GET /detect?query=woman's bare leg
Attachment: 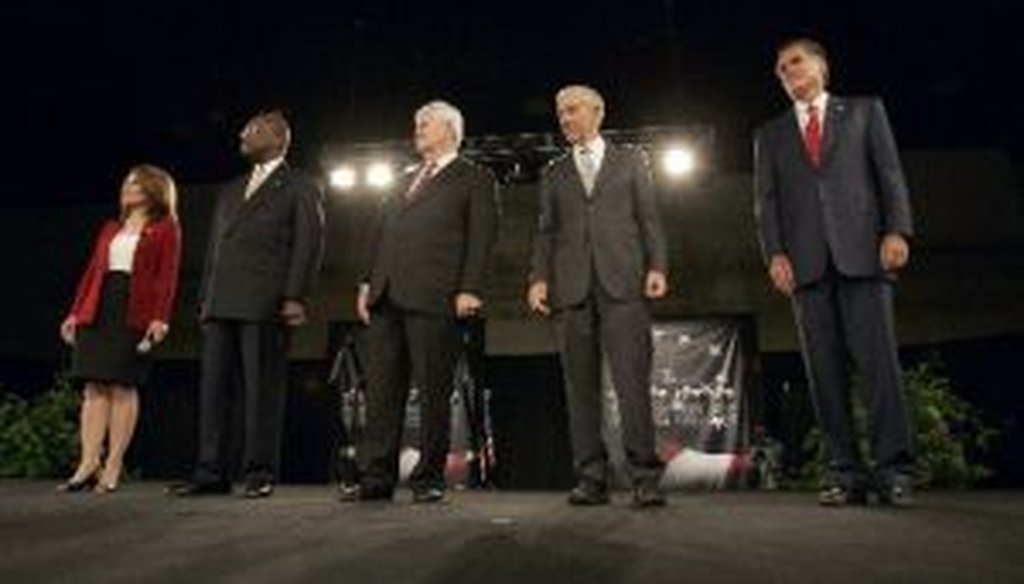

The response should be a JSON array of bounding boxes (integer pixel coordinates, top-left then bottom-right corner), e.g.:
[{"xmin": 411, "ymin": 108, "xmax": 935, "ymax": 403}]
[
  {"xmin": 70, "ymin": 383, "xmax": 111, "ymax": 482},
  {"xmin": 100, "ymin": 385, "xmax": 139, "ymax": 489}
]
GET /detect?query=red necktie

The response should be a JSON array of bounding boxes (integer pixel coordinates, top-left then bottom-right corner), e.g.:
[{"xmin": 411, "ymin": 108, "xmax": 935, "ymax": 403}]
[
  {"xmin": 804, "ymin": 104, "xmax": 822, "ymax": 167},
  {"xmin": 405, "ymin": 161, "xmax": 437, "ymax": 201}
]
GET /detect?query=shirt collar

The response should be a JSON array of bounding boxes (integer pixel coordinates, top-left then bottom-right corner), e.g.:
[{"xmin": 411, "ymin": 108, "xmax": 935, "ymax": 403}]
[
  {"xmin": 574, "ymin": 134, "xmax": 606, "ymax": 158},
  {"xmin": 255, "ymin": 156, "xmax": 286, "ymax": 176},
  {"xmin": 796, "ymin": 91, "xmax": 829, "ymax": 116},
  {"xmin": 432, "ymin": 150, "xmax": 458, "ymax": 173}
]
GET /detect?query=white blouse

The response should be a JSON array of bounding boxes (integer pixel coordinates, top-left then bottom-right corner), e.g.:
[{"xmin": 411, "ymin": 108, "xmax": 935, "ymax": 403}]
[{"xmin": 108, "ymin": 232, "xmax": 141, "ymax": 273}]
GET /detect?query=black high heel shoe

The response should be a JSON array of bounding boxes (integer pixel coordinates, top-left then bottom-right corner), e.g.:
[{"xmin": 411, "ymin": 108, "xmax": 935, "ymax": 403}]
[{"xmin": 56, "ymin": 471, "xmax": 99, "ymax": 493}]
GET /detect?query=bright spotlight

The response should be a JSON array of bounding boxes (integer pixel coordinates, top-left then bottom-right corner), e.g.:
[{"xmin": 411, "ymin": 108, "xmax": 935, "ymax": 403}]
[
  {"xmin": 662, "ymin": 146, "xmax": 697, "ymax": 178},
  {"xmin": 329, "ymin": 165, "xmax": 358, "ymax": 190},
  {"xmin": 365, "ymin": 161, "xmax": 395, "ymax": 189}
]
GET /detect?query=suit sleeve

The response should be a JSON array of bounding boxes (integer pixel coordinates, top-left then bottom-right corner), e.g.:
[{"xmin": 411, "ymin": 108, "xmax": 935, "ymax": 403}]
[
  {"xmin": 197, "ymin": 191, "xmax": 226, "ymax": 312},
  {"xmin": 284, "ymin": 178, "xmax": 326, "ymax": 302},
  {"xmin": 867, "ymin": 98, "xmax": 914, "ymax": 237},
  {"xmin": 753, "ymin": 127, "xmax": 785, "ymax": 261},
  {"xmin": 458, "ymin": 168, "xmax": 500, "ymax": 295},
  {"xmin": 528, "ymin": 166, "xmax": 556, "ymax": 284},
  {"xmin": 67, "ymin": 223, "xmax": 108, "ymax": 321},
  {"xmin": 152, "ymin": 222, "xmax": 182, "ymax": 324},
  {"xmin": 632, "ymin": 149, "xmax": 667, "ymax": 273}
]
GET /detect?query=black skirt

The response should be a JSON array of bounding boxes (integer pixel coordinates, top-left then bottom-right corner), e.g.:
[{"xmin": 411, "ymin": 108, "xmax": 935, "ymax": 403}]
[{"xmin": 70, "ymin": 272, "xmax": 152, "ymax": 387}]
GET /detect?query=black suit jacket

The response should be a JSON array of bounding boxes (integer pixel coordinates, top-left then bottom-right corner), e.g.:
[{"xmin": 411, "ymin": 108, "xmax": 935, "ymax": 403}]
[
  {"xmin": 363, "ymin": 156, "xmax": 499, "ymax": 316},
  {"xmin": 754, "ymin": 96, "xmax": 914, "ymax": 286},
  {"xmin": 530, "ymin": 141, "xmax": 667, "ymax": 308},
  {"xmin": 200, "ymin": 162, "xmax": 325, "ymax": 322}
]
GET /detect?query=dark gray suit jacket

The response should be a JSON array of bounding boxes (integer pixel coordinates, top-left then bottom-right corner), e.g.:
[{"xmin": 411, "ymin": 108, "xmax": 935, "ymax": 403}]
[
  {"xmin": 200, "ymin": 163, "xmax": 325, "ymax": 322},
  {"xmin": 754, "ymin": 96, "xmax": 914, "ymax": 286},
  {"xmin": 362, "ymin": 156, "xmax": 499, "ymax": 316},
  {"xmin": 530, "ymin": 141, "xmax": 667, "ymax": 308}
]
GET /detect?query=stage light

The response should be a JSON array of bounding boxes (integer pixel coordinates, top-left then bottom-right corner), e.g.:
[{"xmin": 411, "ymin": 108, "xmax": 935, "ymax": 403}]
[
  {"xmin": 662, "ymin": 145, "xmax": 697, "ymax": 178},
  {"xmin": 329, "ymin": 165, "xmax": 358, "ymax": 191},
  {"xmin": 365, "ymin": 161, "xmax": 395, "ymax": 189}
]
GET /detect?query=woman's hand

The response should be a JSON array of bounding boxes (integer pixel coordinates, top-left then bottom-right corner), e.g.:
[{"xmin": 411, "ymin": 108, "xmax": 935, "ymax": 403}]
[
  {"xmin": 60, "ymin": 317, "xmax": 77, "ymax": 346},
  {"xmin": 146, "ymin": 320, "xmax": 170, "ymax": 345}
]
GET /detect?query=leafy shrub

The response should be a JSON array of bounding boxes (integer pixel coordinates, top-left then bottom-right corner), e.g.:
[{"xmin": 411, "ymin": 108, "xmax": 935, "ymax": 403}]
[
  {"xmin": 0, "ymin": 376, "xmax": 81, "ymax": 478},
  {"xmin": 798, "ymin": 357, "xmax": 997, "ymax": 489}
]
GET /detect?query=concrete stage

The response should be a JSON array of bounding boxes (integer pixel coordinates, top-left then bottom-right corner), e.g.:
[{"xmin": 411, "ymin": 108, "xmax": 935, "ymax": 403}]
[{"xmin": 1, "ymin": 482, "xmax": 1021, "ymax": 583}]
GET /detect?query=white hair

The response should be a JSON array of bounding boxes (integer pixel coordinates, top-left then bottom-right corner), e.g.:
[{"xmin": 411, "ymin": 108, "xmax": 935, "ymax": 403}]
[
  {"xmin": 415, "ymin": 100, "xmax": 464, "ymax": 149},
  {"xmin": 555, "ymin": 85, "xmax": 606, "ymax": 121}
]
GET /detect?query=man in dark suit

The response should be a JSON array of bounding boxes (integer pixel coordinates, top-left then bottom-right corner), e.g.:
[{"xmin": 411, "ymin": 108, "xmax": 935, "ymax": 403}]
[
  {"xmin": 171, "ymin": 110, "xmax": 325, "ymax": 498},
  {"xmin": 528, "ymin": 85, "xmax": 669, "ymax": 508},
  {"xmin": 754, "ymin": 38, "xmax": 915, "ymax": 506},
  {"xmin": 340, "ymin": 100, "xmax": 499, "ymax": 504}
]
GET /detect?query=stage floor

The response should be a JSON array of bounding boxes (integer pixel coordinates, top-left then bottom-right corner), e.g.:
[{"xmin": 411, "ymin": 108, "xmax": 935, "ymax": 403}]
[{"xmin": 1, "ymin": 482, "xmax": 1021, "ymax": 583}]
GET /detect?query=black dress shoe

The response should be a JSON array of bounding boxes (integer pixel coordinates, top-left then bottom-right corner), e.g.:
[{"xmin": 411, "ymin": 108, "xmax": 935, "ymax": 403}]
[
  {"xmin": 243, "ymin": 479, "xmax": 275, "ymax": 499},
  {"xmin": 337, "ymin": 483, "xmax": 394, "ymax": 503},
  {"xmin": 818, "ymin": 483, "xmax": 868, "ymax": 507},
  {"xmin": 567, "ymin": 483, "xmax": 610, "ymax": 506},
  {"xmin": 411, "ymin": 486, "xmax": 445, "ymax": 504},
  {"xmin": 877, "ymin": 475, "xmax": 915, "ymax": 508},
  {"xmin": 166, "ymin": 480, "xmax": 232, "ymax": 497},
  {"xmin": 631, "ymin": 483, "xmax": 667, "ymax": 508}
]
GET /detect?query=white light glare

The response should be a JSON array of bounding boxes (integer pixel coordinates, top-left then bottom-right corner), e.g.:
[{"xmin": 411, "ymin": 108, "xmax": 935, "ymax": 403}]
[
  {"xmin": 365, "ymin": 161, "xmax": 396, "ymax": 189},
  {"xmin": 662, "ymin": 146, "xmax": 697, "ymax": 177},
  {"xmin": 329, "ymin": 165, "xmax": 358, "ymax": 190}
]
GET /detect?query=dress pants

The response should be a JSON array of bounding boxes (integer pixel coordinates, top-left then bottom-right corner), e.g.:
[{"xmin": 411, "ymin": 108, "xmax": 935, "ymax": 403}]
[
  {"xmin": 358, "ymin": 297, "xmax": 459, "ymax": 492},
  {"xmin": 556, "ymin": 285, "xmax": 663, "ymax": 488},
  {"xmin": 194, "ymin": 319, "xmax": 290, "ymax": 484},
  {"xmin": 792, "ymin": 262, "xmax": 914, "ymax": 486}
]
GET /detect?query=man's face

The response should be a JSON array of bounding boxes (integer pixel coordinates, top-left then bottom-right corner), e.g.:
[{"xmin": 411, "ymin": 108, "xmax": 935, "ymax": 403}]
[
  {"xmin": 414, "ymin": 113, "xmax": 451, "ymax": 156},
  {"xmin": 776, "ymin": 45, "xmax": 827, "ymax": 102},
  {"xmin": 239, "ymin": 115, "xmax": 281, "ymax": 162},
  {"xmin": 557, "ymin": 97, "xmax": 601, "ymax": 145}
]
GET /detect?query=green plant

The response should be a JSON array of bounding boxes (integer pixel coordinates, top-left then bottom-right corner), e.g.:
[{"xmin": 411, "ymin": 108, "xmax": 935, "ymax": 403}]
[
  {"xmin": 0, "ymin": 376, "xmax": 81, "ymax": 478},
  {"xmin": 797, "ymin": 356, "xmax": 998, "ymax": 489}
]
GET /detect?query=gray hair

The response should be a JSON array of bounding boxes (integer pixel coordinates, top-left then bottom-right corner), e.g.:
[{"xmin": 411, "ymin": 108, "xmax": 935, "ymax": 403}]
[
  {"xmin": 415, "ymin": 100, "xmax": 464, "ymax": 149},
  {"xmin": 555, "ymin": 85, "xmax": 606, "ymax": 121}
]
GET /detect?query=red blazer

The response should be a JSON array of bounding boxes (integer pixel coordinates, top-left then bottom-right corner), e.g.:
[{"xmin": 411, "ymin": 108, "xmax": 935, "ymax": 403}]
[{"xmin": 67, "ymin": 217, "xmax": 182, "ymax": 332}]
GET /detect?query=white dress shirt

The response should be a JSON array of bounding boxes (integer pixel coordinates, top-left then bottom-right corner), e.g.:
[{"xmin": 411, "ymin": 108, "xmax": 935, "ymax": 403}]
[
  {"xmin": 795, "ymin": 92, "xmax": 830, "ymax": 133},
  {"xmin": 108, "ymin": 231, "xmax": 141, "ymax": 273},
  {"xmin": 573, "ymin": 135, "xmax": 607, "ymax": 176},
  {"xmin": 245, "ymin": 156, "xmax": 285, "ymax": 199}
]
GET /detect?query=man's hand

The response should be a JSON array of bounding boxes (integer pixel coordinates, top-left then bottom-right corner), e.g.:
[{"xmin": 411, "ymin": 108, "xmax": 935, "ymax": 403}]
[
  {"xmin": 60, "ymin": 317, "xmax": 76, "ymax": 346},
  {"xmin": 880, "ymin": 233, "xmax": 910, "ymax": 272},
  {"xmin": 645, "ymin": 270, "xmax": 669, "ymax": 299},
  {"xmin": 280, "ymin": 299, "xmax": 308, "ymax": 327},
  {"xmin": 145, "ymin": 321, "xmax": 170, "ymax": 345},
  {"xmin": 527, "ymin": 281, "xmax": 550, "ymax": 317},
  {"xmin": 356, "ymin": 284, "xmax": 371, "ymax": 325},
  {"xmin": 768, "ymin": 254, "xmax": 796, "ymax": 296},
  {"xmin": 455, "ymin": 293, "xmax": 483, "ymax": 319}
]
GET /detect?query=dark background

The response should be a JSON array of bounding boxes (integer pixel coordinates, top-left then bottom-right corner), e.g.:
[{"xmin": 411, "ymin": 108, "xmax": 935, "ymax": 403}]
[{"xmin": 2, "ymin": 1, "xmax": 1022, "ymax": 204}]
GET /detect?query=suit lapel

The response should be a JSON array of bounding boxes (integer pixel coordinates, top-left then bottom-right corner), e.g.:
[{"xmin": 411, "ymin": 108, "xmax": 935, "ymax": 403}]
[
  {"xmin": 226, "ymin": 164, "xmax": 288, "ymax": 230},
  {"xmin": 557, "ymin": 154, "xmax": 588, "ymax": 201},
  {"xmin": 589, "ymin": 144, "xmax": 619, "ymax": 199},
  {"xmin": 819, "ymin": 97, "xmax": 844, "ymax": 168},
  {"xmin": 402, "ymin": 158, "xmax": 461, "ymax": 211},
  {"xmin": 781, "ymin": 109, "xmax": 814, "ymax": 170},
  {"xmin": 559, "ymin": 143, "xmax": 616, "ymax": 201}
]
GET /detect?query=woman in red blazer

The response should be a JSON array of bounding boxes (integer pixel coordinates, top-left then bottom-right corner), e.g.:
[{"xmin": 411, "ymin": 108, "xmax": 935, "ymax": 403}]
[{"xmin": 58, "ymin": 164, "xmax": 181, "ymax": 493}]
